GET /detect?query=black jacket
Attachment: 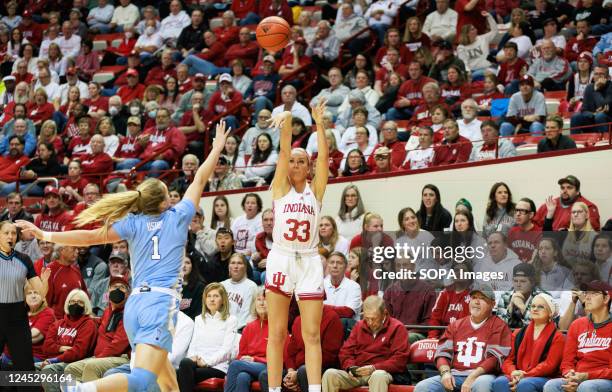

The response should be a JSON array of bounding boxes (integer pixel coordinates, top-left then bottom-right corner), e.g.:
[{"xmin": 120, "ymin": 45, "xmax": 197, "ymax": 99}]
[{"xmin": 537, "ymin": 135, "xmax": 577, "ymax": 153}]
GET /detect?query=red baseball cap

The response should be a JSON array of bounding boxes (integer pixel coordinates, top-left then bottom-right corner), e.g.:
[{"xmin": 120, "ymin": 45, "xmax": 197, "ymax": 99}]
[
  {"xmin": 44, "ymin": 186, "xmax": 60, "ymax": 197},
  {"xmin": 126, "ymin": 68, "xmax": 138, "ymax": 77},
  {"xmin": 519, "ymin": 74, "xmax": 534, "ymax": 86}
]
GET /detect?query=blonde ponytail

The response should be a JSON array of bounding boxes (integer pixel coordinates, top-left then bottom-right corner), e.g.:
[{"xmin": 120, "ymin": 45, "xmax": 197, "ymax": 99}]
[{"xmin": 74, "ymin": 178, "xmax": 168, "ymax": 229}]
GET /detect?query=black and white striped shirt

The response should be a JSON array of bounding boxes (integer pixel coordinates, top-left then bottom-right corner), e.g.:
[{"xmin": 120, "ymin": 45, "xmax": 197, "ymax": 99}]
[{"xmin": 0, "ymin": 250, "xmax": 36, "ymax": 303}]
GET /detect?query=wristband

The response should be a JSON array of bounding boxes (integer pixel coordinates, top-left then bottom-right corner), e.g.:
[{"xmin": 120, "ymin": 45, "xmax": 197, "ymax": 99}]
[{"xmin": 43, "ymin": 232, "xmax": 52, "ymax": 242}]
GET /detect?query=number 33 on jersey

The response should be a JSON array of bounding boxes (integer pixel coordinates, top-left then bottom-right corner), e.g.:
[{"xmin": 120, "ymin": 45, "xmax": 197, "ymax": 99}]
[{"xmin": 273, "ymin": 184, "xmax": 320, "ymax": 251}]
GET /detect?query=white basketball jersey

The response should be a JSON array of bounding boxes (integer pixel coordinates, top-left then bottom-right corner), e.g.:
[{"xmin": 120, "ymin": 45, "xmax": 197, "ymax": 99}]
[{"xmin": 273, "ymin": 183, "xmax": 320, "ymax": 251}]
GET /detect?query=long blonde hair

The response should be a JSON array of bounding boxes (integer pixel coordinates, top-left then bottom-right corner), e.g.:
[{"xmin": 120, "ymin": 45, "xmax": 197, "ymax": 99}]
[
  {"xmin": 74, "ymin": 178, "xmax": 168, "ymax": 230},
  {"xmin": 568, "ymin": 202, "xmax": 593, "ymax": 232}
]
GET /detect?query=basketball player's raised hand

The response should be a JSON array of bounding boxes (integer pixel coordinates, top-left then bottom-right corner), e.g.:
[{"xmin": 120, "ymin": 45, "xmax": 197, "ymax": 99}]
[
  {"xmin": 312, "ymin": 98, "xmax": 327, "ymax": 125},
  {"xmin": 270, "ymin": 111, "xmax": 292, "ymax": 130},
  {"xmin": 211, "ymin": 120, "xmax": 231, "ymax": 152}
]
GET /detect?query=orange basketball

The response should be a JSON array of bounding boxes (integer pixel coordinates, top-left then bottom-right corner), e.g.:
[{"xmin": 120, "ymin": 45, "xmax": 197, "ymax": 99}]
[{"xmin": 256, "ymin": 16, "xmax": 291, "ymax": 52}]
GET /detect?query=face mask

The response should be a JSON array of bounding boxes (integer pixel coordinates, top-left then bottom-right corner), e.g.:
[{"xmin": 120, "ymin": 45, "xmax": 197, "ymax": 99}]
[
  {"xmin": 148, "ymin": 110, "xmax": 157, "ymax": 119},
  {"xmin": 109, "ymin": 288, "xmax": 126, "ymax": 304},
  {"xmin": 68, "ymin": 303, "xmax": 85, "ymax": 317},
  {"xmin": 109, "ymin": 106, "xmax": 119, "ymax": 116},
  {"xmin": 145, "ymin": 26, "xmax": 155, "ymax": 36},
  {"xmin": 130, "ymin": 107, "xmax": 140, "ymax": 116}
]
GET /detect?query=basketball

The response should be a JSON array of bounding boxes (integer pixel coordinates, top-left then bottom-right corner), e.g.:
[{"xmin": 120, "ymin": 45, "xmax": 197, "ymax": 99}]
[{"xmin": 256, "ymin": 16, "xmax": 291, "ymax": 52}]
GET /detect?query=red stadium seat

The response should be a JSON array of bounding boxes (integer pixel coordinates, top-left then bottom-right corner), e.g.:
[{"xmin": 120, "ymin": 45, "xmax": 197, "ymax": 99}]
[
  {"xmin": 543, "ymin": 91, "xmax": 566, "ymax": 100},
  {"xmin": 195, "ymin": 378, "xmax": 225, "ymax": 391},
  {"xmin": 571, "ymin": 133, "xmax": 601, "ymax": 148}
]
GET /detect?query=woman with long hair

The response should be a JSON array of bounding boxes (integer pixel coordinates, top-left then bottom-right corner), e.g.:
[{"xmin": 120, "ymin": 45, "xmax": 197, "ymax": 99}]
[
  {"xmin": 456, "ymin": 12, "xmax": 498, "ymax": 81},
  {"xmin": 16, "ymin": 122, "xmax": 231, "ymax": 392},
  {"xmin": 395, "ymin": 207, "xmax": 435, "ymax": 247},
  {"xmin": 291, "ymin": 117, "xmax": 311, "ymax": 150},
  {"xmin": 319, "ymin": 215, "xmax": 350, "ymax": 256},
  {"xmin": 38, "ymin": 120, "xmax": 65, "ymax": 162},
  {"xmin": 210, "ymin": 195, "xmax": 233, "ymax": 230},
  {"xmin": 566, "ymin": 52, "xmax": 593, "ymax": 113},
  {"xmin": 265, "ymin": 100, "xmax": 328, "ymax": 392},
  {"xmin": 223, "ymin": 134, "xmax": 246, "ymax": 175},
  {"xmin": 450, "ymin": 210, "xmax": 486, "ymax": 254},
  {"xmin": 402, "ymin": 17, "xmax": 430, "ymax": 53},
  {"xmin": 531, "ymin": 237, "xmax": 571, "ymax": 297},
  {"xmin": 339, "ymin": 149, "xmax": 370, "ymax": 178},
  {"xmin": 590, "ymin": 234, "xmax": 612, "ymax": 284},
  {"xmin": 96, "ymin": 116, "xmax": 120, "ymax": 157},
  {"xmin": 58, "ymin": 85, "xmax": 81, "ymax": 115},
  {"xmin": 244, "ymin": 133, "xmax": 278, "ymax": 185},
  {"xmin": 17, "ymin": 141, "xmax": 61, "ymax": 196},
  {"xmin": 178, "ymin": 283, "xmax": 238, "ymax": 391},
  {"xmin": 440, "ymin": 65, "xmax": 472, "ymax": 114},
  {"xmin": 311, "ymin": 130, "xmax": 344, "ymax": 178},
  {"xmin": 224, "ymin": 287, "xmax": 268, "ymax": 392},
  {"xmin": 544, "ymin": 199, "xmax": 597, "ymax": 264},
  {"xmin": 483, "ymin": 182, "xmax": 516, "ymax": 238},
  {"xmin": 348, "ymin": 247, "xmax": 363, "ymax": 283},
  {"xmin": 160, "ymin": 76, "xmax": 181, "ymax": 113},
  {"xmin": 416, "ymin": 184, "xmax": 452, "ymax": 234},
  {"xmin": 181, "ymin": 254, "xmax": 206, "ymax": 320},
  {"xmin": 335, "ymin": 184, "xmax": 367, "ymax": 239},
  {"xmin": 492, "ymin": 293, "xmax": 565, "ymax": 392}
]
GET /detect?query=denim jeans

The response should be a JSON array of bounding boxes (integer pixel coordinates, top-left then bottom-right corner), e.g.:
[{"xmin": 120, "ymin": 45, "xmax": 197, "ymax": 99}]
[
  {"xmin": 385, "ymin": 107, "xmax": 413, "ymax": 120},
  {"xmin": 239, "ymin": 12, "xmax": 261, "ymax": 26},
  {"xmin": 182, "ymin": 55, "xmax": 231, "ymax": 76},
  {"xmin": 543, "ymin": 378, "xmax": 612, "ymax": 392},
  {"xmin": 492, "ymin": 375, "xmax": 549, "ymax": 392},
  {"xmin": 224, "ymin": 360, "xmax": 267, "ymax": 392},
  {"xmin": 500, "ymin": 121, "xmax": 545, "ymax": 136},
  {"xmin": 570, "ymin": 111, "xmax": 612, "ymax": 134},
  {"xmin": 414, "ymin": 374, "xmax": 496, "ymax": 392},
  {"xmin": 259, "ymin": 365, "xmax": 308, "ymax": 392}
]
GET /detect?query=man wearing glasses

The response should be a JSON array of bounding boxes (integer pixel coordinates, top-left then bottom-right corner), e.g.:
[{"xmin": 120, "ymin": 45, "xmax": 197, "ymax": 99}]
[
  {"xmin": 508, "ymin": 197, "xmax": 542, "ymax": 262},
  {"xmin": 543, "ymin": 280, "xmax": 612, "ymax": 392},
  {"xmin": 534, "ymin": 175, "xmax": 600, "ymax": 231},
  {"xmin": 367, "ymin": 121, "xmax": 406, "ymax": 169}
]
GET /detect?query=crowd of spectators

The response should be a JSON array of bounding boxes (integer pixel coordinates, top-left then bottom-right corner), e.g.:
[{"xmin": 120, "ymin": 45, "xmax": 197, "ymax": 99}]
[
  {"xmin": 1, "ymin": 168, "xmax": 612, "ymax": 391},
  {"xmin": 0, "ymin": 0, "xmax": 611, "ymax": 391},
  {"xmin": 0, "ymin": 0, "xmax": 611, "ymax": 198}
]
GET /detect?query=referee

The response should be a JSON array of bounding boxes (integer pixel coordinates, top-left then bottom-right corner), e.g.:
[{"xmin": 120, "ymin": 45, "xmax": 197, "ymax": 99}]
[{"xmin": 0, "ymin": 220, "xmax": 44, "ymax": 373}]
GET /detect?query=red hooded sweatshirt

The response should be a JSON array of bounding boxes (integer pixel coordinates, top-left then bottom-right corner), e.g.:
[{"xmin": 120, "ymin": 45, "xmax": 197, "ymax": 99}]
[
  {"xmin": 140, "ymin": 126, "xmax": 187, "ymax": 165},
  {"xmin": 340, "ymin": 315, "xmax": 410, "ymax": 373},
  {"xmin": 45, "ymin": 261, "xmax": 88, "ymax": 319},
  {"xmin": 533, "ymin": 195, "xmax": 600, "ymax": 231},
  {"xmin": 561, "ymin": 316, "xmax": 612, "ymax": 379},
  {"xmin": 238, "ymin": 318, "xmax": 268, "ymax": 364},
  {"xmin": 44, "ymin": 314, "xmax": 97, "ymax": 363},
  {"xmin": 94, "ymin": 305, "xmax": 130, "ymax": 358},
  {"xmin": 428, "ymin": 287, "xmax": 471, "ymax": 338},
  {"xmin": 286, "ymin": 305, "xmax": 343, "ymax": 370}
]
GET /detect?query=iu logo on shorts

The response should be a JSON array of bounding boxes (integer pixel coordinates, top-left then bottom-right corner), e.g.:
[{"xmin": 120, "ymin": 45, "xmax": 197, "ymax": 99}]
[{"xmin": 272, "ymin": 272, "xmax": 286, "ymax": 286}]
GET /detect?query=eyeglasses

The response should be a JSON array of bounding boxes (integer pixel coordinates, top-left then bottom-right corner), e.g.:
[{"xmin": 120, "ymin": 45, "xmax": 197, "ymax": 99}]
[
  {"xmin": 375, "ymin": 155, "xmax": 389, "ymax": 160},
  {"xmin": 69, "ymin": 300, "xmax": 85, "ymax": 306},
  {"xmin": 571, "ymin": 210, "xmax": 585, "ymax": 215},
  {"xmin": 515, "ymin": 208, "xmax": 531, "ymax": 215},
  {"xmin": 258, "ymin": 116, "xmax": 271, "ymax": 120},
  {"xmin": 529, "ymin": 304, "xmax": 546, "ymax": 311}
]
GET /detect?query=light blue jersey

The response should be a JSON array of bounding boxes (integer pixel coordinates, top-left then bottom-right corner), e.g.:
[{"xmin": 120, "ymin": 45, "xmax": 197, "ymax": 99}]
[
  {"xmin": 112, "ymin": 199, "xmax": 196, "ymax": 290},
  {"xmin": 112, "ymin": 199, "xmax": 196, "ymax": 352}
]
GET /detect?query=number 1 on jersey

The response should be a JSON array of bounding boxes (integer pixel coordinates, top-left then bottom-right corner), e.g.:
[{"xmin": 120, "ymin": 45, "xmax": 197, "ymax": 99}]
[{"xmin": 151, "ymin": 235, "xmax": 161, "ymax": 260}]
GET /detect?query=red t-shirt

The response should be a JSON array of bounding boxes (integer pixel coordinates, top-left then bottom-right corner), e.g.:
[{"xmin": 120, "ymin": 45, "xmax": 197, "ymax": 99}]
[{"xmin": 508, "ymin": 225, "xmax": 543, "ymax": 262}]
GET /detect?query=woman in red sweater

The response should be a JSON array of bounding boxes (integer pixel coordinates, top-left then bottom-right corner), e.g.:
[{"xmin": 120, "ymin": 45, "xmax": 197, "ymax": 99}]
[
  {"xmin": 492, "ymin": 292, "xmax": 565, "ymax": 392},
  {"xmin": 224, "ymin": 287, "xmax": 268, "ymax": 392},
  {"xmin": 39, "ymin": 289, "xmax": 97, "ymax": 385},
  {"xmin": 27, "ymin": 88, "xmax": 55, "ymax": 128}
]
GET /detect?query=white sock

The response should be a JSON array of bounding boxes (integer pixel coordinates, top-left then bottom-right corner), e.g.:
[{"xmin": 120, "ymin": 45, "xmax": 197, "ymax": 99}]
[
  {"xmin": 309, "ymin": 385, "xmax": 322, "ymax": 392},
  {"xmin": 77, "ymin": 382, "xmax": 97, "ymax": 392},
  {"xmin": 269, "ymin": 387, "xmax": 281, "ymax": 392}
]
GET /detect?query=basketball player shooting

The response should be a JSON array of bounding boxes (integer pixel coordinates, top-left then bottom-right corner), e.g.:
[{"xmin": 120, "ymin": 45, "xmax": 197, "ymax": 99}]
[{"xmin": 264, "ymin": 99, "xmax": 329, "ymax": 392}]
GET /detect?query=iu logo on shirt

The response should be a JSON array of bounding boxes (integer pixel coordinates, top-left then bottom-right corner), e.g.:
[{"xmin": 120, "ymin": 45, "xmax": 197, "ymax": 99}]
[
  {"xmin": 272, "ymin": 272, "xmax": 286, "ymax": 286},
  {"xmin": 456, "ymin": 337, "xmax": 485, "ymax": 367}
]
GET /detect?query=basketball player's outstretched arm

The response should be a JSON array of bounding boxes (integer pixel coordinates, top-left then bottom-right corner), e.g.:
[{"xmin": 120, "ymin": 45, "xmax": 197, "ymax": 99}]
[
  {"xmin": 270, "ymin": 110, "xmax": 293, "ymax": 199},
  {"xmin": 311, "ymin": 99, "xmax": 328, "ymax": 202},
  {"xmin": 16, "ymin": 122, "xmax": 232, "ymax": 245},
  {"xmin": 183, "ymin": 120, "xmax": 231, "ymax": 206}
]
